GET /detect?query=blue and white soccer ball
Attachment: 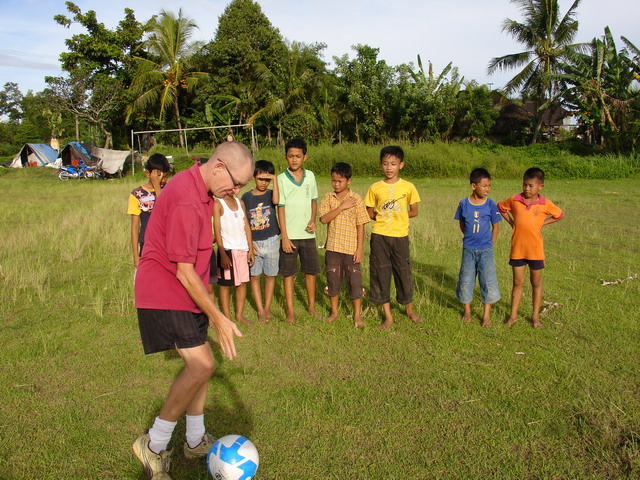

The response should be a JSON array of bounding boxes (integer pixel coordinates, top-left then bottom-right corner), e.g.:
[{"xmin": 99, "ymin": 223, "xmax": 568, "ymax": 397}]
[{"xmin": 207, "ymin": 435, "xmax": 259, "ymax": 480}]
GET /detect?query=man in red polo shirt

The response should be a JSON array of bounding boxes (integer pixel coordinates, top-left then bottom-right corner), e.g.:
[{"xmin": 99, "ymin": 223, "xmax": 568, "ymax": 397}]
[{"xmin": 133, "ymin": 141, "xmax": 254, "ymax": 480}]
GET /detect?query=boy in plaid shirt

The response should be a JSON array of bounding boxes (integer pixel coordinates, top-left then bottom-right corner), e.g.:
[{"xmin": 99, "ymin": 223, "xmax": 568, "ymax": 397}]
[{"xmin": 319, "ymin": 162, "xmax": 370, "ymax": 327}]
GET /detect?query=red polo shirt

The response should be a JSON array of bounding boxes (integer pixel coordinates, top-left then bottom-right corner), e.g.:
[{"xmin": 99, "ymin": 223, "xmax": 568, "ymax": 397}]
[{"xmin": 135, "ymin": 163, "xmax": 214, "ymax": 312}]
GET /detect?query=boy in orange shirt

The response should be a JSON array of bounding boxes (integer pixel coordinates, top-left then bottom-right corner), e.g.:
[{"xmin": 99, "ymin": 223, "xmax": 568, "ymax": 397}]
[{"xmin": 498, "ymin": 168, "xmax": 564, "ymax": 328}]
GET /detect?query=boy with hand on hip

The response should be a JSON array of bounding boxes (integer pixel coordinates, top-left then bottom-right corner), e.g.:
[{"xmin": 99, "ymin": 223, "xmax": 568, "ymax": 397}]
[
  {"xmin": 498, "ymin": 167, "xmax": 564, "ymax": 328},
  {"xmin": 319, "ymin": 162, "xmax": 370, "ymax": 327},
  {"xmin": 454, "ymin": 168, "xmax": 502, "ymax": 327},
  {"xmin": 241, "ymin": 160, "xmax": 280, "ymax": 322},
  {"xmin": 365, "ymin": 146, "xmax": 423, "ymax": 330},
  {"xmin": 127, "ymin": 153, "xmax": 171, "ymax": 268},
  {"xmin": 214, "ymin": 192, "xmax": 254, "ymax": 326},
  {"xmin": 277, "ymin": 138, "xmax": 322, "ymax": 323}
]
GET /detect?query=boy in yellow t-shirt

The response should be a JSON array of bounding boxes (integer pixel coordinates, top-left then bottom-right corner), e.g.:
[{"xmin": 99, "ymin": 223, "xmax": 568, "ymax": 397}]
[
  {"xmin": 364, "ymin": 146, "xmax": 423, "ymax": 329},
  {"xmin": 498, "ymin": 167, "xmax": 564, "ymax": 328}
]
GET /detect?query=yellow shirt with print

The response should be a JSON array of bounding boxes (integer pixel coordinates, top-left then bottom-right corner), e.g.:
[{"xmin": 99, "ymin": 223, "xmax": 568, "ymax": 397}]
[{"xmin": 364, "ymin": 179, "xmax": 421, "ymax": 238}]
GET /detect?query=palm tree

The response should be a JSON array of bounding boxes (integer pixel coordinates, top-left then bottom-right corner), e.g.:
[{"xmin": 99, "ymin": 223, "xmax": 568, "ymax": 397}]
[
  {"xmin": 126, "ymin": 9, "xmax": 207, "ymax": 146},
  {"xmin": 488, "ymin": 0, "xmax": 582, "ymax": 142}
]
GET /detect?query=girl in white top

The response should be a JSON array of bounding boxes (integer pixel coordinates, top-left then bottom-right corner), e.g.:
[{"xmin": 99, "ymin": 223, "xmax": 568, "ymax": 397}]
[{"xmin": 213, "ymin": 194, "xmax": 254, "ymax": 325}]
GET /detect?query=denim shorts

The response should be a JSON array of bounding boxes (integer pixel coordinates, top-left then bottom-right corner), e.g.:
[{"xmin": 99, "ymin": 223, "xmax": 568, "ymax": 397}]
[
  {"xmin": 250, "ymin": 236, "xmax": 279, "ymax": 277},
  {"xmin": 456, "ymin": 248, "xmax": 501, "ymax": 305}
]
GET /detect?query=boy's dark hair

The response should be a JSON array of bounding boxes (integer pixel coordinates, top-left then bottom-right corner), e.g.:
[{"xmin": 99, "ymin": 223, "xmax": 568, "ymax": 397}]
[
  {"xmin": 380, "ymin": 145, "xmax": 404, "ymax": 162},
  {"xmin": 331, "ymin": 162, "xmax": 352, "ymax": 179},
  {"xmin": 145, "ymin": 153, "xmax": 170, "ymax": 172},
  {"xmin": 470, "ymin": 168, "xmax": 491, "ymax": 184},
  {"xmin": 285, "ymin": 137, "xmax": 307, "ymax": 155},
  {"xmin": 523, "ymin": 167, "xmax": 545, "ymax": 183},
  {"xmin": 254, "ymin": 160, "xmax": 275, "ymax": 176}
]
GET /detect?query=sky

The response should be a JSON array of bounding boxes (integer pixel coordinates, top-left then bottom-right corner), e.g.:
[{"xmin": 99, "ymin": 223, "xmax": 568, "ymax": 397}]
[{"xmin": 0, "ymin": 0, "xmax": 638, "ymax": 95}]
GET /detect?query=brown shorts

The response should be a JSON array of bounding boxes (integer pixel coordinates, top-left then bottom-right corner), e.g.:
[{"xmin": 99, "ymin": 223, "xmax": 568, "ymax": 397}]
[
  {"xmin": 137, "ymin": 309, "xmax": 208, "ymax": 354},
  {"xmin": 325, "ymin": 250, "xmax": 363, "ymax": 299},
  {"xmin": 278, "ymin": 238, "xmax": 321, "ymax": 277}
]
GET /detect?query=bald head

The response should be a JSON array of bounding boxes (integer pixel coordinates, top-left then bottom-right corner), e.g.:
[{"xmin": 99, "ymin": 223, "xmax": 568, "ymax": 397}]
[{"xmin": 201, "ymin": 141, "xmax": 254, "ymax": 198}]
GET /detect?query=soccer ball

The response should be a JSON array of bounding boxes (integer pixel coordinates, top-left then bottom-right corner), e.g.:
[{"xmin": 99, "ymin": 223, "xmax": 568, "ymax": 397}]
[{"xmin": 207, "ymin": 435, "xmax": 259, "ymax": 480}]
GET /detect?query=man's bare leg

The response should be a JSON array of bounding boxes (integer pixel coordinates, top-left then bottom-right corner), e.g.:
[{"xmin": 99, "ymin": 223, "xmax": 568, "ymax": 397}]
[
  {"xmin": 283, "ymin": 275, "xmax": 295, "ymax": 323},
  {"xmin": 506, "ymin": 266, "xmax": 525, "ymax": 326},
  {"xmin": 530, "ymin": 269, "xmax": 543, "ymax": 328},
  {"xmin": 158, "ymin": 343, "xmax": 216, "ymax": 422}
]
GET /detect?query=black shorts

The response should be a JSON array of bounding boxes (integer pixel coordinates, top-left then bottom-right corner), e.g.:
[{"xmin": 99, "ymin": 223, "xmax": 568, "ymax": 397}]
[
  {"xmin": 278, "ymin": 238, "xmax": 321, "ymax": 277},
  {"xmin": 137, "ymin": 309, "xmax": 208, "ymax": 354},
  {"xmin": 209, "ymin": 249, "xmax": 218, "ymax": 284},
  {"xmin": 509, "ymin": 258, "xmax": 545, "ymax": 270},
  {"xmin": 369, "ymin": 233, "xmax": 413, "ymax": 305}
]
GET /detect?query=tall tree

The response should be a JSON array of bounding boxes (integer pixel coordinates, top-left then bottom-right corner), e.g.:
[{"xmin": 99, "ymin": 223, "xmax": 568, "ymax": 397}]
[
  {"xmin": 487, "ymin": 0, "xmax": 582, "ymax": 142},
  {"xmin": 0, "ymin": 83, "xmax": 23, "ymax": 123},
  {"xmin": 126, "ymin": 9, "xmax": 207, "ymax": 146}
]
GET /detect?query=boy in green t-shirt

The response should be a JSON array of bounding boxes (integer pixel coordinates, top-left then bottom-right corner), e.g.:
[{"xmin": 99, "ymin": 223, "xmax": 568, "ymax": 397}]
[
  {"xmin": 277, "ymin": 138, "xmax": 321, "ymax": 323},
  {"xmin": 364, "ymin": 146, "xmax": 423, "ymax": 329}
]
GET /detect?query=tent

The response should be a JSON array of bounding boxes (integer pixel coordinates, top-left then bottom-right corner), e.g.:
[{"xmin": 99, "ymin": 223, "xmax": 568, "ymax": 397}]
[
  {"xmin": 5, "ymin": 143, "xmax": 58, "ymax": 168},
  {"xmin": 90, "ymin": 146, "xmax": 130, "ymax": 175},
  {"xmin": 59, "ymin": 142, "xmax": 96, "ymax": 167}
]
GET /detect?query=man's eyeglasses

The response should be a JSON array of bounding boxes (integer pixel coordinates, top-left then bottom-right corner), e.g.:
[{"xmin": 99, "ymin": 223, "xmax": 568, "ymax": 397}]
[{"xmin": 219, "ymin": 159, "xmax": 243, "ymax": 189}]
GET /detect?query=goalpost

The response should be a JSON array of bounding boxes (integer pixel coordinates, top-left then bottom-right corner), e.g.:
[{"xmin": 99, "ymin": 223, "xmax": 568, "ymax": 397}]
[{"xmin": 130, "ymin": 123, "xmax": 257, "ymax": 175}]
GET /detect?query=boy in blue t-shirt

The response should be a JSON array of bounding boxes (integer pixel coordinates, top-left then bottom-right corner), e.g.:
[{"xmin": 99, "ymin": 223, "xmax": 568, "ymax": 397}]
[
  {"xmin": 241, "ymin": 160, "xmax": 280, "ymax": 322},
  {"xmin": 454, "ymin": 168, "xmax": 502, "ymax": 327}
]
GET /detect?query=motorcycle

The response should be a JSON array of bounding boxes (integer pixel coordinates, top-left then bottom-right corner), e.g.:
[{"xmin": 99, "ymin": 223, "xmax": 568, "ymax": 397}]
[{"xmin": 58, "ymin": 160, "xmax": 99, "ymax": 180}]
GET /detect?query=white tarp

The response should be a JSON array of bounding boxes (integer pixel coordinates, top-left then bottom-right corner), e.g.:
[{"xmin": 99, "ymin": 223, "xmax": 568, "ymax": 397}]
[{"xmin": 90, "ymin": 147, "xmax": 129, "ymax": 174}]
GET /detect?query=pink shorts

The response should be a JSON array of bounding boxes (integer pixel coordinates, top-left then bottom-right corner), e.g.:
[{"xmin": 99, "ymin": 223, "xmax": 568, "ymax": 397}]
[{"xmin": 217, "ymin": 249, "xmax": 250, "ymax": 287}]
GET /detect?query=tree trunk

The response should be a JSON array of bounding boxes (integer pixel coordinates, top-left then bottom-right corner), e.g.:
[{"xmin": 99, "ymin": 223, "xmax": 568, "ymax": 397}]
[{"xmin": 174, "ymin": 99, "xmax": 184, "ymax": 147}]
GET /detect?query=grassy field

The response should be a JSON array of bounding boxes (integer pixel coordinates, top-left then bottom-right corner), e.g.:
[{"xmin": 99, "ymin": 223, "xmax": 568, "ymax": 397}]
[{"xmin": 0, "ymin": 167, "xmax": 639, "ymax": 479}]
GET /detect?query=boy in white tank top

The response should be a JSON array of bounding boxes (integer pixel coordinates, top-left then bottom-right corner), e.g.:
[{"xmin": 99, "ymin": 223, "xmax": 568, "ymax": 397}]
[{"xmin": 213, "ymin": 193, "xmax": 254, "ymax": 325}]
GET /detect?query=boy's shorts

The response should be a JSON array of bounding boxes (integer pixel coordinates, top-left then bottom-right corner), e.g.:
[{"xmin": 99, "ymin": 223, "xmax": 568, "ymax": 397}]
[
  {"xmin": 278, "ymin": 238, "xmax": 321, "ymax": 277},
  {"xmin": 217, "ymin": 249, "xmax": 250, "ymax": 287},
  {"xmin": 369, "ymin": 233, "xmax": 413, "ymax": 305},
  {"xmin": 456, "ymin": 248, "xmax": 501, "ymax": 305},
  {"xmin": 137, "ymin": 309, "xmax": 208, "ymax": 355},
  {"xmin": 208, "ymin": 248, "xmax": 218, "ymax": 284},
  {"xmin": 250, "ymin": 236, "xmax": 279, "ymax": 277},
  {"xmin": 509, "ymin": 258, "xmax": 545, "ymax": 270},
  {"xmin": 325, "ymin": 250, "xmax": 363, "ymax": 300}
]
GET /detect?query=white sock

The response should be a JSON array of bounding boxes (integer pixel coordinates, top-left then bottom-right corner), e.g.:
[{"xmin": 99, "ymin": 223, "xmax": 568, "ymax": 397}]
[
  {"xmin": 148, "ymin": 416, "xmax": 177, "ymax": 454},
  {"xmin": 186, "ymin": 414, "xmax": 206, "ymax": 449}
]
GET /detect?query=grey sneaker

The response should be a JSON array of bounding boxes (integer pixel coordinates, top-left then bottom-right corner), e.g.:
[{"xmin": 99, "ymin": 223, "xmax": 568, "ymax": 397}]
[
  {"xmin": 184, "ymin": 433, "xmax": 216, "ymax": 459},
  {"xmin": 133, "ymin": 433, "xmax": 173, "ymax": 479}
]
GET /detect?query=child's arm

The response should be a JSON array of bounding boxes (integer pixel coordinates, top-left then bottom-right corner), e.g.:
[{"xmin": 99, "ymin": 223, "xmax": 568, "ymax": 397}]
[
  {"xmin": 408, "ymin": 202, "xmax": 419, "ymax": 218},
  {"xmin": 543, "ymin": 215, "xmax": 563, "ymax": 227},
  {"xmin": 130, "ymin": 215, "xmax": 140, "ymax": 267},
  {"xmin": 491, "ymin": 222, "xmax": 500, "ymax": 245},
  {"xmin": 278, "ymin": 206, "xmax": 295, "ymax": 253},
  {"xmin": 319, "ymin": 196, "xmax": 357, "ymax": 224},
  {"xmin": 213, "ymin": 202, "xmax": 231, "ymax": 269},
  {"xmin": 241, "ymin": 200, "xmax": 254, "ymax": 266},
  {"xmin": 306, "ymin": 199, "xmax": 317, "ymax": 233},
  {"xmin": 500, "ymin": 211, "xmax": 514, "ymax": 228},
  {"xmin": 366, "ymin": 206, "xmax": 376, "ymax": 221},
  {"xmin": 354, "ymin": 223, "xmax": 365, "ymax": 264},
  {"xmin": 269, "ymin": 173, "xmax": 280, "ymax": 205}
]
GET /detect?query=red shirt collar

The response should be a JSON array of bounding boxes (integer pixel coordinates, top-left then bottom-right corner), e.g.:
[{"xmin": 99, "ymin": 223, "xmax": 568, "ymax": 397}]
[{"xmin": 514, "ymin": 193, "xmax": 546, "ymax": 208}]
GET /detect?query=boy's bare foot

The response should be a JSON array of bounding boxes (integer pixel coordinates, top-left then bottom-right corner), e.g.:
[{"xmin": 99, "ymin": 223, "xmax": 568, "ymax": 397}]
[
  {"xmin": 379, "ymin": 319, "xmax": 393, "ymax": 330},
  {"xmin": 285, "ymin": 313, "xmax": 295, "ymax": 324},
  {"xmin": 481, "ymin": 318, "xmax": 492, "ymax": 327},
  {"xmin": 505, "ymin": 317, "xmax": 517, "ymax": 327},
  {"xmin": 354, "ymin": 317, "xmax": 364, "ymax": 328},
  {"xmin": 265, "ymin": 311, "xmax": 274, "ymax": 320},
  {"xmin": 236, "ymin": 315, "xmax": 251, "ymax": 326},
  {"xmin": 532, "ymin": 318, "xmax": 543, "ymax": 328},
  {"xmin": 325, "ymin": 313, "xmax": 338, "ymax": 323},
  {"xmin": 308, "ymin": 308, "xmax": 323, "ymax": 320},
  {"xmin": 408, "ymin": 313, "xmax": 423, "ymax": 323},
  {"xmin": 257, "ymin": 311, "xmax": 269, "ymax": 323},
  {"xmin": 461, "ymin": 313, "xmax": 472, "ymax": 323}
]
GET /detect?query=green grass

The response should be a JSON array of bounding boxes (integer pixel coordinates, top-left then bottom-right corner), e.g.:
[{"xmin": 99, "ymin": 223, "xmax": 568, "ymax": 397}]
[{"xmin": 0, "ymin": 167, "xmax": 639, "ymax": 479}]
